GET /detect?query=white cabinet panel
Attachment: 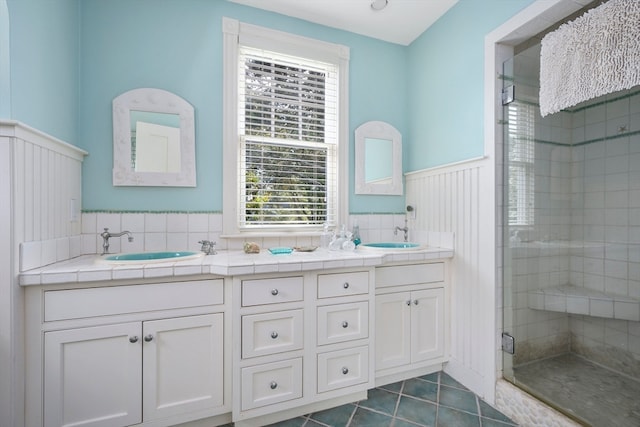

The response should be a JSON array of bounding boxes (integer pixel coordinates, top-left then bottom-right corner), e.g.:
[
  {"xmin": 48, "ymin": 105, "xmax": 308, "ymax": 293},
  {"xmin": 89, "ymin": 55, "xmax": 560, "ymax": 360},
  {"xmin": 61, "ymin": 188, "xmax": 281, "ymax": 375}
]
[
  {"xmin": 143, "ymin": 314, "xmax": 225, "ymax": 421},
  {"xmin": 375, "ymin": 263, "xmax": 444, "ymax": 288},
  {"xmin": 317, "ymin": 346, "xmax": 368, "ymax": 393},
  {"xmin": 375, "ymin": 287, "xmax": 444, "ymax": 372},
  {"xmin": 375, "ymin": 292, "xmax": 411, "ymax": 370},
  {"xmin": 241, "ymin": 276, "xmax": 304, "ymax": 306},
  {"xmin": 317, "ymin": 302, "xmax": 368, "ymax": 346},
  {"xmin": 411, "ymin": 288, "xmax": 444, "ymax": 363},
  {"xmin": 317, "ymin": 271, "xmax": 369, "ymax": 298},
  {"xmin": 241, "ymin": 358, "xmax": 303, "ymax": 410},
  {"xmin": 242, "ymin": 310, "xmax": 304, "ymax": 358},
  {"xmin": 44, "ymin": 323, "xmax": 142, "ymax": 427}
]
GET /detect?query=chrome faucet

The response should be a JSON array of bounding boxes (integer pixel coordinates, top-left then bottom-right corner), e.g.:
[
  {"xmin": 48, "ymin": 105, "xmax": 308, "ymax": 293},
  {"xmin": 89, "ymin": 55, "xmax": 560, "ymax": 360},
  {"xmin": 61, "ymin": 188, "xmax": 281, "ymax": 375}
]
[
  {"xmin": 198, "ymin": 240, "xmax": 217, "ymax": 255},
  {"xmin": 100, "ymin": 228, "xmax": 133, "ymax": 255},
  {"xmin": 394, "ymin": 219, "xmax": 409, "ymax": 242}
]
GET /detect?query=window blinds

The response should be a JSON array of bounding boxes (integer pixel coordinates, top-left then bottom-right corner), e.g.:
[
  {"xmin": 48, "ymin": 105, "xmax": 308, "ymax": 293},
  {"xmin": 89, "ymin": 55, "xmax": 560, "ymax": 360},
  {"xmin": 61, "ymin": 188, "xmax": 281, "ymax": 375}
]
[{"xmin": 238, "ymin": 47, "xmax": 338, "ymax": 228}]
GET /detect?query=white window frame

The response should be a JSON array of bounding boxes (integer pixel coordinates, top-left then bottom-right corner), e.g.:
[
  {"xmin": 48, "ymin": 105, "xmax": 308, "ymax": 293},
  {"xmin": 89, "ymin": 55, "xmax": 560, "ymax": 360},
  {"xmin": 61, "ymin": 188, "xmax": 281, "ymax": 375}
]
[{"xmin": 222, "ymin": 17, "xmax": 349, "ymax": 237}]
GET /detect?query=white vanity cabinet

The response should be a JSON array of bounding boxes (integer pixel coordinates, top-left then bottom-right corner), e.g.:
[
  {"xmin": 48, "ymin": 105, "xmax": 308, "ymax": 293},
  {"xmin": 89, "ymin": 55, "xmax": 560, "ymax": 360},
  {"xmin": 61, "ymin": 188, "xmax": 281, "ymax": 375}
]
[
  {"xmin": 232, "ymin": 268, "xmax": 374, "ymax": 427},
  {"xmin": 374, "ymin": 262, "xmax": 448, "ymax": 386},
  {"xmin": 26, "ymin": 279, "xmax": 231, "ymax": 427}
]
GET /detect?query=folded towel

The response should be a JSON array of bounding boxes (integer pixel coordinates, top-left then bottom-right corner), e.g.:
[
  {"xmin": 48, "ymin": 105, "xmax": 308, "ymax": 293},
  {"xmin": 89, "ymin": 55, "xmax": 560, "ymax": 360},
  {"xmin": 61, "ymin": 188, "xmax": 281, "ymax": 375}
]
[{"xmin": 539, "ymin": 0, "xmax": 640, "ymax": 117}]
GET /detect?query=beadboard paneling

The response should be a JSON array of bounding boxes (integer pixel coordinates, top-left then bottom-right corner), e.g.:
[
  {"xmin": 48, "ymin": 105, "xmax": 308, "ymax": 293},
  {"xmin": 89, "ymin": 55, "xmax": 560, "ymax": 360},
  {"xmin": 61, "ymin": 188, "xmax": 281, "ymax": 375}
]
[{"xmin": 405, "ymin": 157, "xmax": 496, "ymax": 400}]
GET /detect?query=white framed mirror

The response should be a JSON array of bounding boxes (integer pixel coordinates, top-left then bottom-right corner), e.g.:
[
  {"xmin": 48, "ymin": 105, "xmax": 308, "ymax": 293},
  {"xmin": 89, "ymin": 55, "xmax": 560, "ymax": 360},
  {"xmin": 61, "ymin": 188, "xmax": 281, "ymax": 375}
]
[
  {"xmin": 355, "ymin": 121, "xmax": 403, "ymax": 195},
  {"xmin": 112, "ymin": 88, "xmax": 196, "ymax": 186}
]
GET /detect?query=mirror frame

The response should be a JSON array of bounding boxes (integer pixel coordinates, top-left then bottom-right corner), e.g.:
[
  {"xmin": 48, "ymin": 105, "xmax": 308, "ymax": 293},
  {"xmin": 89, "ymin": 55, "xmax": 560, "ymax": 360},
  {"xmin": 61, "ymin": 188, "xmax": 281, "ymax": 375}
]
[
  {"xmin": 112, "ymin": 88, "xmax": 196, "ymax": 187},
  {"xmin": 355, "ymin": 121, "xmax": 403, "ymax": 195}
]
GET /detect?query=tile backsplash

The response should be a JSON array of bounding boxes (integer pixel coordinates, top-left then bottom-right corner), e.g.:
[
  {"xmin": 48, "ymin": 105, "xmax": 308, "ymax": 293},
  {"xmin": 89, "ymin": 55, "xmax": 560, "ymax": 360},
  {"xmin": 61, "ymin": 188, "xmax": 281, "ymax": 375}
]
[{"xmin": 19, "ymin": 212, "xmax": 454, "ymax": 272}]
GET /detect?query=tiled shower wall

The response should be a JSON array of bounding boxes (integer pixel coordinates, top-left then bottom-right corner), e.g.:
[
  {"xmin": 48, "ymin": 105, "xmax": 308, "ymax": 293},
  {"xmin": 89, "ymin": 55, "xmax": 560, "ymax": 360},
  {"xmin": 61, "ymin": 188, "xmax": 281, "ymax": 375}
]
[{"xmin": 508, "ymin": 89, "xmax": 640, "ymax": 375}]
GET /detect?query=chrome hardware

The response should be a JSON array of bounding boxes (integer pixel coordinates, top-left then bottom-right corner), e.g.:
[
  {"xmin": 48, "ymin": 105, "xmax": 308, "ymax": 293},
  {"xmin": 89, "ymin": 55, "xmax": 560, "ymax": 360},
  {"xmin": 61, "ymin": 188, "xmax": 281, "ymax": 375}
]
[
  {"xmin": 270, "ymin": 381, "xmax": 278, "ymax": 390},
  {"xmin": 198, "ymin": 240, "xmax": 217, "ymax": 255},
  {"xmin": 413, "ymin": 300, "xmax": 419, "ymax": 305},
  {"xmin": 342, "ymin": 321, "xmax": 349, "ymax": 328},
  {"xmin": 271, "ymin": 289, "xmax": 279, "ymax": 296},
  {"xmin": 100, "ymin": 228, "xmax": 133, "ymax": 255},
  {"xmin": 129, "ymin": 336, "xmax": 139, "ymax": 343},
  {"xmin": 341, "ymin": 367, "xmax": 349, "ymax": 375},
  {"xmin": 144, "ymin": 334, "xmax": 153, "ymax": 342},
  {"xmin": 270, "ymin": 331, "xmax": 278, "ymax": 339},
  {"xmin": 406, "ymin": 300, "xmax": 412, "ymax": 306},
  {"xmin": 343, "ymin": 282, "xmax": 349, "ymax": 289}
]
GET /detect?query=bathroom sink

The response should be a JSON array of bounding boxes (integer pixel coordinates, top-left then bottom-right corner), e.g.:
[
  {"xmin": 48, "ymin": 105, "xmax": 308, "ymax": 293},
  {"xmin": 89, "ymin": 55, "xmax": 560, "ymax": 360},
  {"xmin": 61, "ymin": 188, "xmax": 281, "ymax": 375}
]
[
  {"xmin": 359, "ymin": 242, "xmax": 424, "ymax": 250},
  {"xmin": 100, "ymin": 251, "xmax": 203, "ymax": 264}
]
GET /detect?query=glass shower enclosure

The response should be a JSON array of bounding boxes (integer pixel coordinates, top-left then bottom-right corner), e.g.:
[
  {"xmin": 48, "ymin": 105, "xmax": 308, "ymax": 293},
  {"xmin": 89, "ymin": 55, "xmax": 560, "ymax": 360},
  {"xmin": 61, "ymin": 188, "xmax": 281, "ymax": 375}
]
[{"xmin": 502, "ymin": 43, "xmax": 640, "ymax": 427}]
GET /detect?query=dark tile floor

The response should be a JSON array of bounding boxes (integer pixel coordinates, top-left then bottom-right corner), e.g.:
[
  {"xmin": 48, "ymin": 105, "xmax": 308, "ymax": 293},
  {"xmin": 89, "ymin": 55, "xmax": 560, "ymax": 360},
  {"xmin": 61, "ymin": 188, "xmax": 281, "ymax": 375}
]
[{"xmin": 227, "ymin": 371, "xmax": 518, "ymax": 427}]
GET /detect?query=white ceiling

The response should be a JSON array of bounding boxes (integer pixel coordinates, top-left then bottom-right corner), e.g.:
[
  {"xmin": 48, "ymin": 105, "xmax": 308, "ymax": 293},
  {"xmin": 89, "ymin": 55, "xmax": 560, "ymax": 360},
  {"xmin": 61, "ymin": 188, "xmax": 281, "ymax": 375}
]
[{"xmin": 227, "ymin": 0, "xmax": 459, "ymax": 46}]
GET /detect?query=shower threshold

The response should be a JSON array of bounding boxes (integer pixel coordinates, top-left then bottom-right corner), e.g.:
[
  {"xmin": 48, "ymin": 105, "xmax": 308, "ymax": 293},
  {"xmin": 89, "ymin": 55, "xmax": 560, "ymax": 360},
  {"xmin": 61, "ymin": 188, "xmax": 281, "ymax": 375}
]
[{"xmin": 513, "ymin": 353, "xmax": 640, "ymax": 427}]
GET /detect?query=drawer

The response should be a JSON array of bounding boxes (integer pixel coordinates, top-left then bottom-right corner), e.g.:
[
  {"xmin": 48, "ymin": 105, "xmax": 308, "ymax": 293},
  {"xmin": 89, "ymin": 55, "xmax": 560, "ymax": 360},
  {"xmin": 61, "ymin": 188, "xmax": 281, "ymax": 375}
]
[
  {"xmin": 242, "ymin": 276, "xmax": 303, "ymax": 307},
  {"xmin": 317, "ymin": 346, "xmax": 368, "ymax": 393},
  {"xmin": 375, "ymin": 263, "xmax": 444, "ymax": 288},
  {"xmin": 241, "ymin": 358, "xmax": 303, "ymax": 410},
  {"xmin": 317, "ymin": 302, "xmax": 368, "ymax": 346},
  {"xmin": 242, "ymin": 310, "xmax": 304, "ymax": 358},
  {"xmin": 318, "ymin": 271, "xmax": 369, "ymax": 299},
  {"xmin": 44, "ymin": 279, "xmax": 224, "ymax": 322}
]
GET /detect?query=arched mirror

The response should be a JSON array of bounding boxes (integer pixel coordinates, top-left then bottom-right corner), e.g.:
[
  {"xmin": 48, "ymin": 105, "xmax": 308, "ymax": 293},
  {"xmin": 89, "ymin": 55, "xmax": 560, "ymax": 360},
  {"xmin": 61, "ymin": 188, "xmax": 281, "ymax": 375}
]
[
  {"xmin": 355, "ymin": 121, "xmax": 403, "ymax": 195},
  {"xmin": 112, "ymin": 88, "xmax": 196, "ymax": 186}
]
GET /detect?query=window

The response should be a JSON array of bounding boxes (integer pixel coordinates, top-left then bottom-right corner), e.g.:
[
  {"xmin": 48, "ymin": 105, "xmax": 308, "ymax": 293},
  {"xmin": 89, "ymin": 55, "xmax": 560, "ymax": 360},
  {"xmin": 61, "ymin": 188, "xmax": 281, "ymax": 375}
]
[
  {"xmin": 222, "ymin": 18, "xmax": 349, "ymax": 235},
  {"xmin": 506, "ymin": 101, "xmax": 535, "ymax": 226}
]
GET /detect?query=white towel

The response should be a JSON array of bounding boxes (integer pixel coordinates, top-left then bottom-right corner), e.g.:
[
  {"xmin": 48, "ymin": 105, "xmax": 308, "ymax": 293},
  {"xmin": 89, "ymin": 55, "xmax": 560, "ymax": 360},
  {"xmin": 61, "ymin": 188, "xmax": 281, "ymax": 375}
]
[{"xmin": 539, "ymin": 0, "xmax": 640, "ymax": 117}]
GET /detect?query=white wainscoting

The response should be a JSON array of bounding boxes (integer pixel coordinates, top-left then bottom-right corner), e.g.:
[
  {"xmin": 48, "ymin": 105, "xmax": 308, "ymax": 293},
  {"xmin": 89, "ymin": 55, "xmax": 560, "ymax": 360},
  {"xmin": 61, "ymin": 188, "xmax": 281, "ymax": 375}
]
[
  {"xmin": 405, "ymin": 156, "xmax": 497, "ymax": 402},
  {"xmin": 0, "ymin": 120, "xmax": 86, "ymax": 427}
]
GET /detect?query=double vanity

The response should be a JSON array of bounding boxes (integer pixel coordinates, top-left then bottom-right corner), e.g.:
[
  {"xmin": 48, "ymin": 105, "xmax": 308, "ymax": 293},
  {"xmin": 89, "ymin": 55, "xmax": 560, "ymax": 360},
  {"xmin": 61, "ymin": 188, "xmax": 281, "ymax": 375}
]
[{"xmin": 21, "ymin": 246, "xmax": 452, "ymax": 427}]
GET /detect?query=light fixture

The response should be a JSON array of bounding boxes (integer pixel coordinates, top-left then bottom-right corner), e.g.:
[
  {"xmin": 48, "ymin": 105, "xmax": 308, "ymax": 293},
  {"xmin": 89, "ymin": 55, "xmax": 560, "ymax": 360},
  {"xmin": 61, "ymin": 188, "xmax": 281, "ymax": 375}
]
[{"xmin": 371, "ymin": 0, "xmax": 388, "ymax": 11}]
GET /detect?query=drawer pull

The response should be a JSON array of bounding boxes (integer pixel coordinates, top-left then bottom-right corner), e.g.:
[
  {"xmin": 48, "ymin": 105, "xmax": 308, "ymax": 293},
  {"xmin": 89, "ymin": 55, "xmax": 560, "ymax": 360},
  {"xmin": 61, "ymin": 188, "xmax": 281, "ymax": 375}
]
[
  {"xmin": 270, "ymin": 381, "xmax": 278, "ymax": 390},
  {"xmin": 414, "ymin": 299, "xmax": 419, "ymax": 305},
  {"xmin": 342, "ymin": 321, "xmax": 349, "ymax": 328},
  {"xmin": 271, "ymin": 289, "xmax": 279, "ymax": 296},
  {"xmin": 406, "ymin": 300, "xmax": 412, "ymax": 306},
  {"xmin": 343, "ymin": 282, "xmax": 349, "ymax": 289},
  {"xmin": 144, "ymin": 334, "xmax": 154, "ymax": 342},
  {"xmin": 129, "ymin": 336, "xmax": 139, "ymax": 343},
  {"xmin": 341, "ymin": 367, "xmax": 349, "ymax": 375},
  {"xmin": 270, "ymin": 331, "xmax": 279, "ymax": 339}
]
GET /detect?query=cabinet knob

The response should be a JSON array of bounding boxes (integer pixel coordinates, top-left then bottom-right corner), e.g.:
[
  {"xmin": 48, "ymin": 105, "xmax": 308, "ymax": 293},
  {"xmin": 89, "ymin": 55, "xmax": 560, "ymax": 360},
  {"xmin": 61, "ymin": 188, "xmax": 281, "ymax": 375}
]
[
  {"xmin": 270, "ymin": 331, "xmax": 279, "ymax": 339},
  {"xmin": 129, "ymin": 336, "xmax": 139, "ymax": 343},
  {"xmin": 406, "ymin": 300, "xmax": 412, "ymax": 306},
  {"xmin": 413, "ymin": 300, "xmax": 419, "ymax": 305},
  {"xmin": 270, "ymin": 381, "xmax": 278, "ymax": 390},
  {"xmin": 341, "ymin": 367, "xmax": 349, "ymax": 375},
  {"xmin": 271, "ymin": 289, "xmax": 279, "ymax": 296},
  {"xmin": 144, "ymin": 334, "xmax": 154, "ymax": 342},
  {"xmin": 343, "ymin": 282, "xmax": 349, "ymax": 289},
  {"xmin": 342, "ymin": 321, "xmax": 349, "ymax": 328}
]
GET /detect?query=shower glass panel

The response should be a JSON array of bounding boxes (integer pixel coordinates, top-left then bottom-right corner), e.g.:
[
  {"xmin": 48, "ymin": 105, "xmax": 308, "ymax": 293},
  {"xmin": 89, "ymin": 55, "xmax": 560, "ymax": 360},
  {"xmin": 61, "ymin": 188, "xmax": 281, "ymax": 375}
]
[{"xmin": 502, "ymin": 43, "xmax": 640, "ymax": 427}]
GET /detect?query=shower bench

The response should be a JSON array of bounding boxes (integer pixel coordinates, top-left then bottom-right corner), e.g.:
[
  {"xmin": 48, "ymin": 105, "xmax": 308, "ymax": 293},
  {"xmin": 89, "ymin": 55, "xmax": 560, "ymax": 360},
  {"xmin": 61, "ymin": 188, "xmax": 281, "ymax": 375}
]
[{"xmin": 527, "ymin": 284, "xmax": 640, "ymax": 321}]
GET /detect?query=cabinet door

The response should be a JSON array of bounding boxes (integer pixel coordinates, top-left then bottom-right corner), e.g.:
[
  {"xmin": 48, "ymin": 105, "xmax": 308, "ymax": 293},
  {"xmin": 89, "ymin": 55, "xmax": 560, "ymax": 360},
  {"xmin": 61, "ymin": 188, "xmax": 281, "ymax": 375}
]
[
  {"xmin": 375, "ymin": 292, "xmax": 411, "ymax": 371},
  {"xmin": 411, "ymin": 288, "xmax": 444, "ymax": 363},
  {"xmin": 44, "ymin": 323, "xmax": 142, "ymax": 427},
  {"xmin": 142, "ymin": 313, "xmax": 224, "ymax": 421}
]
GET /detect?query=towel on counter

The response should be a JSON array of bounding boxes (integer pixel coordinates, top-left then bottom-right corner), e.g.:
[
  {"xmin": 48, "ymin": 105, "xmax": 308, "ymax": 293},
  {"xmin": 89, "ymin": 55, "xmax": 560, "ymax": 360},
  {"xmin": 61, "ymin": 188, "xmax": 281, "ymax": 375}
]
[{"xmin": 539, "ymin": 0, "xmax": 640, "ymax": 117}]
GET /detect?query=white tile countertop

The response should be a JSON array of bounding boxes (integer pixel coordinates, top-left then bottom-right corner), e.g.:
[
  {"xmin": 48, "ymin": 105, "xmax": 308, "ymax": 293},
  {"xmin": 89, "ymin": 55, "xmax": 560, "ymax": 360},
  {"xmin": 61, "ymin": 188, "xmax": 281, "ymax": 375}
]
[{"xmin": 19, "ymin": 246, "xmax": 454, "ymax": 286}]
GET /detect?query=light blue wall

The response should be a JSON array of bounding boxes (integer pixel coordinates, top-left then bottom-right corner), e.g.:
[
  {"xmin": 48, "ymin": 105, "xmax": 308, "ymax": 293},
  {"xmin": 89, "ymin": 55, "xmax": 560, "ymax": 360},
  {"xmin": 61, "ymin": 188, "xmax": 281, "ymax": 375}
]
[
  {"xmin": 406, "ymin": 0, "xmax": 536, "ymax": 171},
  {"xmin": 4, "ymin": 0, "xmax": 79, "ymax": 144},
  {"xmin": 78, "ymin": 0, "xmax": 407, "ymax": 213},
  {"xmin": 4, "ymin": 0, "xmax": 541, "ymax": 214}
]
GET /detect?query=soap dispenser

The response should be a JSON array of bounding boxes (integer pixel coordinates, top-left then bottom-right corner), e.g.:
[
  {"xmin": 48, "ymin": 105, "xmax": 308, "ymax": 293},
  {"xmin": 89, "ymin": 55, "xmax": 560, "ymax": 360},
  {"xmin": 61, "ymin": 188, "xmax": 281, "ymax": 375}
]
[{"xmin": 352, "ymin": 224, "xmax": 361, "ymax": 246}]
